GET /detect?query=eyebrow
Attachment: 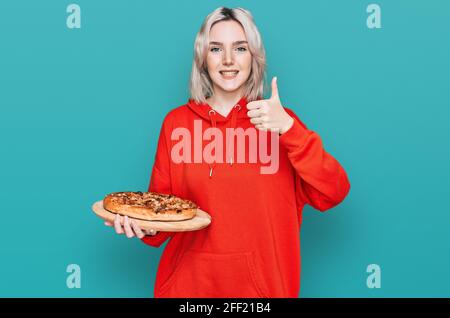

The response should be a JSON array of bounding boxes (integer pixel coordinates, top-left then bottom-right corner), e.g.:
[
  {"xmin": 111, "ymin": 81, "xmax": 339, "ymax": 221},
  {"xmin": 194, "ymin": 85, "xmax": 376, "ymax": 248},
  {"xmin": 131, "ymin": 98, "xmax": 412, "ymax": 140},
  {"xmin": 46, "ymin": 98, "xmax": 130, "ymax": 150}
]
[{"xmin": 209, "ymin": 41, "xmax": 248, "ymax": 46}]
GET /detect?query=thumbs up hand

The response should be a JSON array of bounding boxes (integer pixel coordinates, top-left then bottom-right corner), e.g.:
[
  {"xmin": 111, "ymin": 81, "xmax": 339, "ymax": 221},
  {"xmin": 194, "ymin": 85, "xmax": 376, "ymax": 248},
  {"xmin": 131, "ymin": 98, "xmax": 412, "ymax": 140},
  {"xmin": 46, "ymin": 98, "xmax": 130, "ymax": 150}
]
[{"xmin": 246, "ymin": 77, "xmax": 294, "ymax": 134}]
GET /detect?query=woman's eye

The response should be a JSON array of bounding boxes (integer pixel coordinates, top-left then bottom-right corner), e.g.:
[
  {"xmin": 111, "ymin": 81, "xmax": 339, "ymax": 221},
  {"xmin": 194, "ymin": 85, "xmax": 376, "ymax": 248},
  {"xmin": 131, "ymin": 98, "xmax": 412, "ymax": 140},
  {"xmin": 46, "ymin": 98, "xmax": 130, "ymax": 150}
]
[{"xmin": 209, "ymin": 46, "xmax": 247, "ymax": 53}]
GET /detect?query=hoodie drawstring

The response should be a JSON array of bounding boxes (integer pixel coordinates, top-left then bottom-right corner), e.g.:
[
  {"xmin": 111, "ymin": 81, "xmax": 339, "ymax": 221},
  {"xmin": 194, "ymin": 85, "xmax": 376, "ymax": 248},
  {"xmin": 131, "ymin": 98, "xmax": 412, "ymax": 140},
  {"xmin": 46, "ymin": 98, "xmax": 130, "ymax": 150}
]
[
  {"xmin": 208, "ymin": 103, "xmax": 242, "ymax": 178},
  {"xmin": 227, "ymin": 104, "xmax": 241, "ymax": 166},
  {"xmin": 208, "ymin": 109, "xmax": 217, "ymax": 178}
]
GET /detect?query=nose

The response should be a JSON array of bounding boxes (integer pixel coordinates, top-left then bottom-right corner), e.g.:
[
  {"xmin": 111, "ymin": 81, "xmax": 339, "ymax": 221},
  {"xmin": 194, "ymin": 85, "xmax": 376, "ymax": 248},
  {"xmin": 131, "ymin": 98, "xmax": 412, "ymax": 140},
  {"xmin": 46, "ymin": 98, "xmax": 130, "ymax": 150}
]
[{"xmin": 222, "ymin": 47, "xmax": 234, "ymax": 66}]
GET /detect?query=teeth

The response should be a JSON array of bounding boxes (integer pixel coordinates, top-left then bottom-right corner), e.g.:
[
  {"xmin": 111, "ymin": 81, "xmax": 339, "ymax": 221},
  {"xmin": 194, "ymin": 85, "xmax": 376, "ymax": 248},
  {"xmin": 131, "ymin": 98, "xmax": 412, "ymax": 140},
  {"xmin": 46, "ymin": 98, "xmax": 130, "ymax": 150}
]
[{"xmin": 220, "ymin": 71, "xmax": 238, "ymax": 75}]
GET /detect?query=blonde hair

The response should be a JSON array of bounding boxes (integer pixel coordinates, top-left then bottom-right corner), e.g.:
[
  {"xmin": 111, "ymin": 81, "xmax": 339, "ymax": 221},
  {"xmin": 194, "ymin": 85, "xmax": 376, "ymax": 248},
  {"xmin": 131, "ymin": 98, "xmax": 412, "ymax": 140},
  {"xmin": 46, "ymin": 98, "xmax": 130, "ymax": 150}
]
[{"xmin": 189, "ymin": 7, "xmax": 267, "ymax": 103}]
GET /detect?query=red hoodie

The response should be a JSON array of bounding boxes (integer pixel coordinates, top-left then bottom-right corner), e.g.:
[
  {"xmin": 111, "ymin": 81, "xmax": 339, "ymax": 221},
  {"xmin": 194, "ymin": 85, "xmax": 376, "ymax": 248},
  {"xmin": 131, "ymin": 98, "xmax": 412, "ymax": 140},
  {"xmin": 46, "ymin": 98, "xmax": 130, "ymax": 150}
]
[{"xmin": 141, "ymin": 97, "xmax": 350, "ymax": 298}]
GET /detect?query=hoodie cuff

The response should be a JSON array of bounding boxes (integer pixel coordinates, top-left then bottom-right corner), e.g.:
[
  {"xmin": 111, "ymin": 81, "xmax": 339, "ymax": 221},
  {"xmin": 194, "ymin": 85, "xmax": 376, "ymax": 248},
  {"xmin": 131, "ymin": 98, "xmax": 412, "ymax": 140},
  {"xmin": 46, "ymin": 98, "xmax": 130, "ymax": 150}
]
[
  {"xmin": 279, "ymin": 118, "xmax": 311, "ymax": 153},
  {"xmin": 140, "ymin": 231, "xmax": 172, "ymax": 248}
]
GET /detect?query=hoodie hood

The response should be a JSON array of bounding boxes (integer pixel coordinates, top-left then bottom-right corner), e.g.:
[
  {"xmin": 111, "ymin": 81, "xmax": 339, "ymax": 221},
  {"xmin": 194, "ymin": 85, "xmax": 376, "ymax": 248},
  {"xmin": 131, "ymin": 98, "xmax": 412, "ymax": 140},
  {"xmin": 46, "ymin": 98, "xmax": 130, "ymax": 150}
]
[
  {"xmin": 187, "ymin": 97, "xmax": 249, "ymax": 122},
  {"xmin": 187, "ymin": 97, "xmax": 249, "ymax": 178}
]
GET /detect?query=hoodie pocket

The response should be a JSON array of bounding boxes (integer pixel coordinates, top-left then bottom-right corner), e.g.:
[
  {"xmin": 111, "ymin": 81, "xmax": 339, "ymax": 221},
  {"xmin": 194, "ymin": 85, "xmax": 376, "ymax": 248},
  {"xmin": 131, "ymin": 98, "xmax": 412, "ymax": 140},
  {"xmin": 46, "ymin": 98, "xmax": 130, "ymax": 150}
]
[{"xmin": 157, "ymin": 250, "xmax": 268, "ymax": 298}]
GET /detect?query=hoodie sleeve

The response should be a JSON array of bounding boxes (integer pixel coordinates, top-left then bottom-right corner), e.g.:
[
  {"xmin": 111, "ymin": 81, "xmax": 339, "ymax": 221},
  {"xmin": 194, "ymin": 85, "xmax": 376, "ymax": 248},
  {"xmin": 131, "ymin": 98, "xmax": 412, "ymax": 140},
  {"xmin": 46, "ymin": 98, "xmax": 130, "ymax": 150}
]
[
  {"xmin": 279, "ymin": 108, "xmax": 350, "ymax": 213},
  {"xmin": 141, "ymin": 115, "xmax": 176, "ymax": 248}
]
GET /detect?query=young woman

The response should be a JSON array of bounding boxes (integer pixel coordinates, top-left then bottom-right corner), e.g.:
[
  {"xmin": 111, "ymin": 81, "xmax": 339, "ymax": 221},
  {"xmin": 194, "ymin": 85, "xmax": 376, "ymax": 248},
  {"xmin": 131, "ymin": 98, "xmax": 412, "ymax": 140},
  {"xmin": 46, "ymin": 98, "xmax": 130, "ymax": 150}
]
[{"xmin": 106, "ymin": 7, "xmax": 350, "ymax": 298}]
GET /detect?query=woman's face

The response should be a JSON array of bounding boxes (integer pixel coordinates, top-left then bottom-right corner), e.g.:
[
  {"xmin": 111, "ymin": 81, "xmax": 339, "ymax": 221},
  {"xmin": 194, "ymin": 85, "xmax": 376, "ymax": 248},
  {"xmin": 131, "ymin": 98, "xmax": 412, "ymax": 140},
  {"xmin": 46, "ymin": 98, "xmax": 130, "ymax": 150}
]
[{"xmin": 206, "ymin": 20, "xmax": 252, "ymax": 96}]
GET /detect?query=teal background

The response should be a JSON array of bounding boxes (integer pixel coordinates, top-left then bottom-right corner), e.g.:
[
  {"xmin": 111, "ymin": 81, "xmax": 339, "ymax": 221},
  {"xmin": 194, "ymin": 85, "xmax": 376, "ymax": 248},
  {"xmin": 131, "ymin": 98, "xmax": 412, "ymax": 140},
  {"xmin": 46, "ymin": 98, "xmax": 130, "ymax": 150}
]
[{"xmin": 0, "ymin": 0, "xmax": 449, "ymax": 297}]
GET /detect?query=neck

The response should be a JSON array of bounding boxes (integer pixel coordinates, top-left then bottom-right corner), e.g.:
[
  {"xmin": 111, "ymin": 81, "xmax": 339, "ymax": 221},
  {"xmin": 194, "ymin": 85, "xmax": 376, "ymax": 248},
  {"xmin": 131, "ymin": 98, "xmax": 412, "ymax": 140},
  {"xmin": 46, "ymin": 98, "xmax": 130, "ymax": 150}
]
[{"xmin": 206, "ymin": 88, "xmax": 243, "ymax": 117}]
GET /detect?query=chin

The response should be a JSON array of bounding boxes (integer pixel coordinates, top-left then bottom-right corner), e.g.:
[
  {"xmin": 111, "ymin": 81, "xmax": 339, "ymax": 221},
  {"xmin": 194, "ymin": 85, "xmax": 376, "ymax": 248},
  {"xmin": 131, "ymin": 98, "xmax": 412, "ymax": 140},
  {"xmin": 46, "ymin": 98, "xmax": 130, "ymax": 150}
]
[
  {"xmin": 220, "ymin": 86, "xmax": 242, "ymax": 92},
  {"xmin": 216, "ymin": 82, "xmax": 246, "ymax": 92}
]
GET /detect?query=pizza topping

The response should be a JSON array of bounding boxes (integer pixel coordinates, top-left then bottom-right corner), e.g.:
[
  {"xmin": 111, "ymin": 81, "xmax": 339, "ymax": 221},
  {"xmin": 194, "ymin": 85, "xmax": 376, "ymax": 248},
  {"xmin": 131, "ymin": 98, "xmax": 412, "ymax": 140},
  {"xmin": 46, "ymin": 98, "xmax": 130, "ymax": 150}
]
[{"xmin": 104, "ymin": 191, "xmax": 197, "ymax": 213}]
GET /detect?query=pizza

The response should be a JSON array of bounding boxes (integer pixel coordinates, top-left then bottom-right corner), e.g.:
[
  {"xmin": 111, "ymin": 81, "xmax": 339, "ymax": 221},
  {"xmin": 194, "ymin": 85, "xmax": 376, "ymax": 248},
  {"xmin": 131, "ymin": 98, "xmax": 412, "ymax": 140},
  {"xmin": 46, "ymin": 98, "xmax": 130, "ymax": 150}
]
[{"xmin": 103, "ymin": 191, "xmax": 198, "ymax": 221}]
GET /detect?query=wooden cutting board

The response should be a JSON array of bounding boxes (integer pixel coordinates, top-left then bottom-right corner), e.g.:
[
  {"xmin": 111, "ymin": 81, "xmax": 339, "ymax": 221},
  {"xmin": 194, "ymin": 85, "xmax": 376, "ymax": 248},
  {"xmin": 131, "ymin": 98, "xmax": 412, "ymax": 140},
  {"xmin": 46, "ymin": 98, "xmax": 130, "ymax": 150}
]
[{"xmin": 92, "ymin": 200, "xmax": 211, "ymax": 232}]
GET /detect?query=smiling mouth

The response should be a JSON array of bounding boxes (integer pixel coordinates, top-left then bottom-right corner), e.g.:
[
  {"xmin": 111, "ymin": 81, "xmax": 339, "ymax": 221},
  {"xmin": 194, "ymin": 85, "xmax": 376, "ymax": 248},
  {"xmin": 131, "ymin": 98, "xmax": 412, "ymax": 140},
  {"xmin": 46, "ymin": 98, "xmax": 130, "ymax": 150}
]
[{"xmin": 219, "ymin": 70, "xmax": 239, "ymax": 79}]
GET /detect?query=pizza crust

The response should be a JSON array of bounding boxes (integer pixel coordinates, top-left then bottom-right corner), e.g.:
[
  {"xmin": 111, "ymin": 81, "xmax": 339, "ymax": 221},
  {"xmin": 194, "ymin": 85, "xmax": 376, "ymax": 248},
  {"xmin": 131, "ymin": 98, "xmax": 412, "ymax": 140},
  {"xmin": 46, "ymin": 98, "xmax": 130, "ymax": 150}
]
[{"xmin": 103, "ymin": 192, "xmax": 197, "ymax": 221}]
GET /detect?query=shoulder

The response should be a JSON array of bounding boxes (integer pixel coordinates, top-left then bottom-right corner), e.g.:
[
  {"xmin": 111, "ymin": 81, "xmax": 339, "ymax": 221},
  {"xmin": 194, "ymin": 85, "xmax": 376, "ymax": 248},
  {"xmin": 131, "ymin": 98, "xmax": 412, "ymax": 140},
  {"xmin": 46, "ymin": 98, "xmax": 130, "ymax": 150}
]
[
  {"xmin": 283, "ymin": 106, "xmax": 309, "ymax": 130},
  {"xmin": 163, "ymin": 103, "xmax": 190, "ymax": 120},
  {"xmin": 282, "ymin": 106, "xmax": 299, "ymax": 119},
  {"xmin": 160, "ymin": 103, "xmax": 191, "ymax": 127}
]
